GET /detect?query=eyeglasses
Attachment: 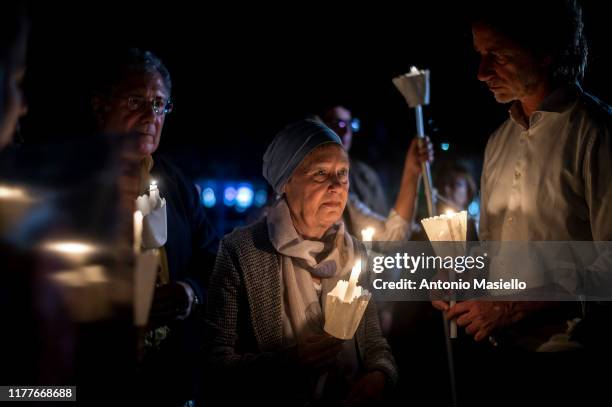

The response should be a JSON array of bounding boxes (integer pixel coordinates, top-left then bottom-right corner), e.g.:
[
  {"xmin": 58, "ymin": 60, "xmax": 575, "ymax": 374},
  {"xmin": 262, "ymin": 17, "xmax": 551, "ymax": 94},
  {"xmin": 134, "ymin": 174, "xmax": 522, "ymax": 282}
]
[
  {"xmin": 118, "ymin": 96, "xmax": 174, "ymax": 116},
  {"xmin": 331, "ymin": 118, "xmax": 361, "ymax": 133}
]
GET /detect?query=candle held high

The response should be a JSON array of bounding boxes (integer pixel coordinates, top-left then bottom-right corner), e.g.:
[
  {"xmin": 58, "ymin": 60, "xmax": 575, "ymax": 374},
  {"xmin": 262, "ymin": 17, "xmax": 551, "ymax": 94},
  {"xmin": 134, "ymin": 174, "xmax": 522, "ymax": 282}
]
[{"xmin": 421, "ymin": 210, "xmax": 468, "ymax": 338}]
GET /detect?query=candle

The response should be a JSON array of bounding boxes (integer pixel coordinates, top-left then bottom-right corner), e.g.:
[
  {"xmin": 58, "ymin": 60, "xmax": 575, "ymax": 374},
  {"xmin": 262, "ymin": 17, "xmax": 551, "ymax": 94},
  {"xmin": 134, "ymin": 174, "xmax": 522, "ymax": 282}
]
[
  {"xmin": 343, "ymin": 260, "xmax": 362, "ymax": 302},
  {"xmin": 443, "ymin": 210, "xmax": 458, "ymax": 338},
  {"xmin": 361, "ymin": 227, "xmax": 375, "ymax": 242},
  {"xmin": 445, "ymin": 210, "xmax": 457, "ymax": 242},
  {"xmin": 0, "ymin": 185, "xmax": 29, "ymax": 200},
  {"xmin": 133, "ymin": 210, "xmax": 143, "ymax": 254},
  {"xmin": 149, "ymin": 180, "xmax": 159, "ymax": 203},
  {"xmin": 43, "ymin": 240, "xmax": 97, "ymax": 264},
  {"xmin": 324, "ymin": 259, "xmax": 372, "ymax": 340},
  {"xmin": 421, "ymin": 210, "xmax": 468, "ymax": 340}
]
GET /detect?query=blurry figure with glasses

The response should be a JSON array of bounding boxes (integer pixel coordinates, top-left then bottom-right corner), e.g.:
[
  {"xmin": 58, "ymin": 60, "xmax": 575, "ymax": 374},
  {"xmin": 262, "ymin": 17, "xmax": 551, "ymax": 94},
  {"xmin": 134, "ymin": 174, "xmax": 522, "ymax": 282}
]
[
  {"xmin": 321, "ymin": 105, "xmax": 388, "ymax": 216},
  {"xmin": 319, "ymin": 104, "xmax": 433, "ymax": 243},
  {"xmin": 91, "ymin": 48, "xmax": 219, "ymax": 407},
  {"xmin": 319, "ymin": 105, "xmax": 433, "ymax": 338}
]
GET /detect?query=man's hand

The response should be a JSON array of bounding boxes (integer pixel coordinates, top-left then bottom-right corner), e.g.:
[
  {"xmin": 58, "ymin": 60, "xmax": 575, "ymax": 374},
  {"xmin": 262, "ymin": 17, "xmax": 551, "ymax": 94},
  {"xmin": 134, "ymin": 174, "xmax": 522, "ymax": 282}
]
[
  {"xmin": 149, "ymin": 282, "xmax": 192, "ymax": 328},
  {"xmin": 297, "ymin": 334, "xmax": 344, "ymax": 372},
  {"xmin": 437, "ymin": 300, "xmax": 518, "ymax": 341},
  {"xmin": 343, "ymin": 371, "xmax": 387, "ymax": 407}
]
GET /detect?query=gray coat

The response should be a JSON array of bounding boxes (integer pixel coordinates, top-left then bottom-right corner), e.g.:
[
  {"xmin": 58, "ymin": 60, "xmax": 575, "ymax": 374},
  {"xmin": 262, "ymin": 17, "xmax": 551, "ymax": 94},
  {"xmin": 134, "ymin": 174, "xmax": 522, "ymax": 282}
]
[{"xmin": 203, "ymin": 218, "xmax": 397, "ymax": 403}]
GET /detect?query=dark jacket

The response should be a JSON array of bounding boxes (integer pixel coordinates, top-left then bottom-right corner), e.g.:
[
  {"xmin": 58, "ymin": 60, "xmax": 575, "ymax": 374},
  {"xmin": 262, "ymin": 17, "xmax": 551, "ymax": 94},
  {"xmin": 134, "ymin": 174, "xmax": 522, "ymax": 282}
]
[
  {"xmin": 203, "ymin": 218, "xmax": 397, "ymax": 405},
  {"xmin": 142, "ymin": 155, "xmax": 219, "ymax": 405},
  {"xmin": 151, "ymin": 155, "xmax": 218, "ymax": 299}
]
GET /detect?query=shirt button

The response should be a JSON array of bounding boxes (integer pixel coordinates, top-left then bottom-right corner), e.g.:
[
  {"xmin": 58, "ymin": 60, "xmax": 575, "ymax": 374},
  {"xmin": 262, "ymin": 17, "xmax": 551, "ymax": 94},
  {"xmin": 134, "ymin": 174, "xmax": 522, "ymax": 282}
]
[
  {"xmin": 508, "ymin": 217, "xmax": 514, "ymax": 223},
  {"xmin": 514, "ymin": 170, "xmax": 521, "ymax": 179}
]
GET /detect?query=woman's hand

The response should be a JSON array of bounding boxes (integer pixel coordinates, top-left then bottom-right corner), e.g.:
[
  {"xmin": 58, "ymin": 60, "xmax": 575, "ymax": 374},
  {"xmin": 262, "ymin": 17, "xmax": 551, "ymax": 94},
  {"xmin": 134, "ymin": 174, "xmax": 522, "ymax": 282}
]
[
  {"xmin": 393, "ymin": 135, "xmax": 435, "ymax": 225},
  {"xmin": 342, "ymin": 371, "xmax": 387, "ymax": 407},
  {"xmin": 404, "ymin": 136, "xmax": 434, "ymax": 176},
  {"xmin": 297, "ymin": 334, "xmax": 344, "ymax": 372}
]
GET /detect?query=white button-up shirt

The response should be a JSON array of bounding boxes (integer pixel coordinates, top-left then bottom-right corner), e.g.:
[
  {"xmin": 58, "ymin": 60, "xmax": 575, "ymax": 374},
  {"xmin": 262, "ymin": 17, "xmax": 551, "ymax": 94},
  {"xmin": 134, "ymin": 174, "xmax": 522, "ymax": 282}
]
[{"xmin": 480, "ymin": 84, "xmax": 612, "ymax": 242}]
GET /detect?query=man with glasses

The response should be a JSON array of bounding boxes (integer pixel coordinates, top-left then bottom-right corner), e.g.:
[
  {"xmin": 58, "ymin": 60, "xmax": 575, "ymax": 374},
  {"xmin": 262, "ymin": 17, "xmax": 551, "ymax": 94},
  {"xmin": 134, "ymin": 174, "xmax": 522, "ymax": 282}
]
[
  {"xmin": 321, "ymin": 105, "xmax": 389, "ymax": 216},
  {"xmin": 92, "ymin": 48, "xmax": 218, "ymax": 407}
]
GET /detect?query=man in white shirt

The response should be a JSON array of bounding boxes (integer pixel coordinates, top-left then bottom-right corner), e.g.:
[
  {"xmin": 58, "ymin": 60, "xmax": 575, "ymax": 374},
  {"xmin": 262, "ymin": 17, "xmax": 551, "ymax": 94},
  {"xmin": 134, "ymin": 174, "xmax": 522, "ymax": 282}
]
[{"xmin": 433, "ymin": 0, "xmax": 612, "ymax": 347}]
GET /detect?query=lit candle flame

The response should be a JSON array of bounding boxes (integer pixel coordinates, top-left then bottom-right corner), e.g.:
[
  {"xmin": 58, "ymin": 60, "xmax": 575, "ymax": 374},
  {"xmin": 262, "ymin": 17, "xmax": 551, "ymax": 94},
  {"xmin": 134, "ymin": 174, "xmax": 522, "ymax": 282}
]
[
  {"xmin": 0, "ymin": 185, "xmax": 30, "ymax": 201},
  {"xmin": 44, "ymin": 241, "xmax": 96, "ymax": 255},
  {"xmin": 361, "ymin": 227, "xmax": 375, "ymax": 242},
  {"xmin": 133, "ymin": 210, "xmax": 143, "ymax": 254},
  {"xmin": 344, "ymin": 259, "xmax": 362, "ymax": 302}
]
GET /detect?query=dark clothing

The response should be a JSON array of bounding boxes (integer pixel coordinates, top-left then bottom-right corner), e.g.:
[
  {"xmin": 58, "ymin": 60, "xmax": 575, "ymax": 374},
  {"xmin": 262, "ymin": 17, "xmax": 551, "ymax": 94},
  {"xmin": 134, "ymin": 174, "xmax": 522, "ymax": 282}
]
[
  {"xmin": 203, "ymin": 219, "xmax": 397, "ymax": 406},
  {"xmin": 141, "ymin": 155, "xmax": 219, "ymax": 406},
  {"xmin": 150, "ymin": 155, "xmax": 219, "ymax": 299}
]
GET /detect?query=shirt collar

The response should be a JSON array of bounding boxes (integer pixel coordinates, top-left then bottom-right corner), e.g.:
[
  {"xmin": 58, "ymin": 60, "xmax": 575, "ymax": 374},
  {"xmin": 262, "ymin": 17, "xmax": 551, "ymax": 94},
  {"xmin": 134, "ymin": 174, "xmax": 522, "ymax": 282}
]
[{"xmin": 508, "ymin": 83, "xmax": 581, "ymax": 129}]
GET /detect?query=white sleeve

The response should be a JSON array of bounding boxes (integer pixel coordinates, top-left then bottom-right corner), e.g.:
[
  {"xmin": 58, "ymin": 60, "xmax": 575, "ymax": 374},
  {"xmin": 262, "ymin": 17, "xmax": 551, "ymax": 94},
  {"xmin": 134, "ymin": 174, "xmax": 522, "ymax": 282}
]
[{"xmin": 346, "ymin": 195, "xmax": 409, "ymax": 241}]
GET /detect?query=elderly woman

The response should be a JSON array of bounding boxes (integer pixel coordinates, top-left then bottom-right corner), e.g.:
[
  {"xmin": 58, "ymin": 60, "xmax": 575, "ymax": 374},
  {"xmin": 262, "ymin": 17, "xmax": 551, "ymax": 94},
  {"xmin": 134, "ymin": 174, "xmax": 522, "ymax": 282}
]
[{"xmin": 204, "ymin": 120, "xmax": 397, "ymax": 406}]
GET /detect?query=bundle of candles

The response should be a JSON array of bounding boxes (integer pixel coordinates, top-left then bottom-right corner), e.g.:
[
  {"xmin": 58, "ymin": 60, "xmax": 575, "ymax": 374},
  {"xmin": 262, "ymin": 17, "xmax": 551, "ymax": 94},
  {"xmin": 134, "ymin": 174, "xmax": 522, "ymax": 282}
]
[
  {"xmin": 421, "ymin": 210, "xmax": 468, "ymax": 338},
  {"xmin": 324, "ymin": 259, "xmax": 372, "ymax": 340}
]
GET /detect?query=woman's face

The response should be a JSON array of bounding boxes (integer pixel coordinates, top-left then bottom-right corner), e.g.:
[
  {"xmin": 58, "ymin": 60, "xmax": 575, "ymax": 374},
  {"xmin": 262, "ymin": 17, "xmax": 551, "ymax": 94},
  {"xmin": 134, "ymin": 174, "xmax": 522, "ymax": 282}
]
[
  {"xmin": 444, "ymin": 175, "xmax": 469, "ymax": 209},
  {"xmin": 284, "ymin": 144, "xmax": 349, "ymax": 239}
]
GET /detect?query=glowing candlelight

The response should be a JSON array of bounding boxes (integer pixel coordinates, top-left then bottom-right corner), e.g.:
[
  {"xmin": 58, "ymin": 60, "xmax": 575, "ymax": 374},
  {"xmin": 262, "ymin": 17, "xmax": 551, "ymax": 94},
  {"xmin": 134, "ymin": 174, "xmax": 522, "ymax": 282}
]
[
  {"xmin": 0, "ymin": 185, "xmax": 30, "ymax": 201},
  {"xmin": 344, "ymin": 260, "xmax": 362, "ymax": 302},
  {"xmin": 44, "ymin": 241, "xmax": 95, "ymax": 256},
  {"xmin": 361, "ymin": 227, "xmax": 375, "ymax": 242},
  {"xmin": 149, "ymin": 180, "xmax": 159, "ymax": 203},
  {"xmin": 325, "ymin": 258, "xmax": 371, "ymax": 340},
  {"xmin": 43, "ymin": 240, "xmax": 97, "ymax": 266},
  {"xmin": 421, "ymin": 210, "xmax": 468, "ymax": 339},
  {"xmin": 133, "ymin": 210, "xmax": 143, "ymax": 254}
]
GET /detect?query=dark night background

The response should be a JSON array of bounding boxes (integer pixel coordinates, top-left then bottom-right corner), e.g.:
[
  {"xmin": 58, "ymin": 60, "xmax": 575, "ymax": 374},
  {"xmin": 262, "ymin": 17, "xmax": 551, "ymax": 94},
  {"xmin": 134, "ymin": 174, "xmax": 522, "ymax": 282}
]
[{"xmin": 20, "ymin": 1, "xmax": 612, "ymax": 233}]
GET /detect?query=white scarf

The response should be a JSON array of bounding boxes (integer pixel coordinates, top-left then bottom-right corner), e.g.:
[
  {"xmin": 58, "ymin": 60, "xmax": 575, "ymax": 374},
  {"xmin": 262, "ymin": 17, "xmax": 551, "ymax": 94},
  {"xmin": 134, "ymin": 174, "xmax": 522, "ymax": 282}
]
[{"xmin": 267, "ymin": 198, "xmax": 355, "ymax": 344}]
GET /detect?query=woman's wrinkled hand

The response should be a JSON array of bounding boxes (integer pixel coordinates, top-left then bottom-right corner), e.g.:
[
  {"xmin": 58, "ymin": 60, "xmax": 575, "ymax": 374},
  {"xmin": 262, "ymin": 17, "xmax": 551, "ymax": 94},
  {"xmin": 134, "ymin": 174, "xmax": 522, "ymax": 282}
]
[{"xmin": 297, "ymin": 334, "xmax": 344, "ymax": 372}]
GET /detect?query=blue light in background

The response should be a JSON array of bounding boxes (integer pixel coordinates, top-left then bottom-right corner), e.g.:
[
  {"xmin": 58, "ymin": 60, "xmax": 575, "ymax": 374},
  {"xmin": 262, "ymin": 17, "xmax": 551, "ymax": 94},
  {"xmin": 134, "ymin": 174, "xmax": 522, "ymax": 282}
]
[
  {"xmin": 235, "ymin": 184, "xmax": 254, "ymax": 209},
  {"xmin": 468, "ymin": 200, "xmax": 480, "ymax": 216},
  {"xmin": 254, "ymin": 189, "xmax": 268, "ymax": 207},
  {"xmin": 441, "ymin": 142, "xmax": 450, "ymax": 151},
  {"xmin": 223, "ymin": 186, "xmax": 237, "ymax": 206},
  {"xmin": 202, "ymin": 187, "xmax": 216, "ymax": 208}
]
